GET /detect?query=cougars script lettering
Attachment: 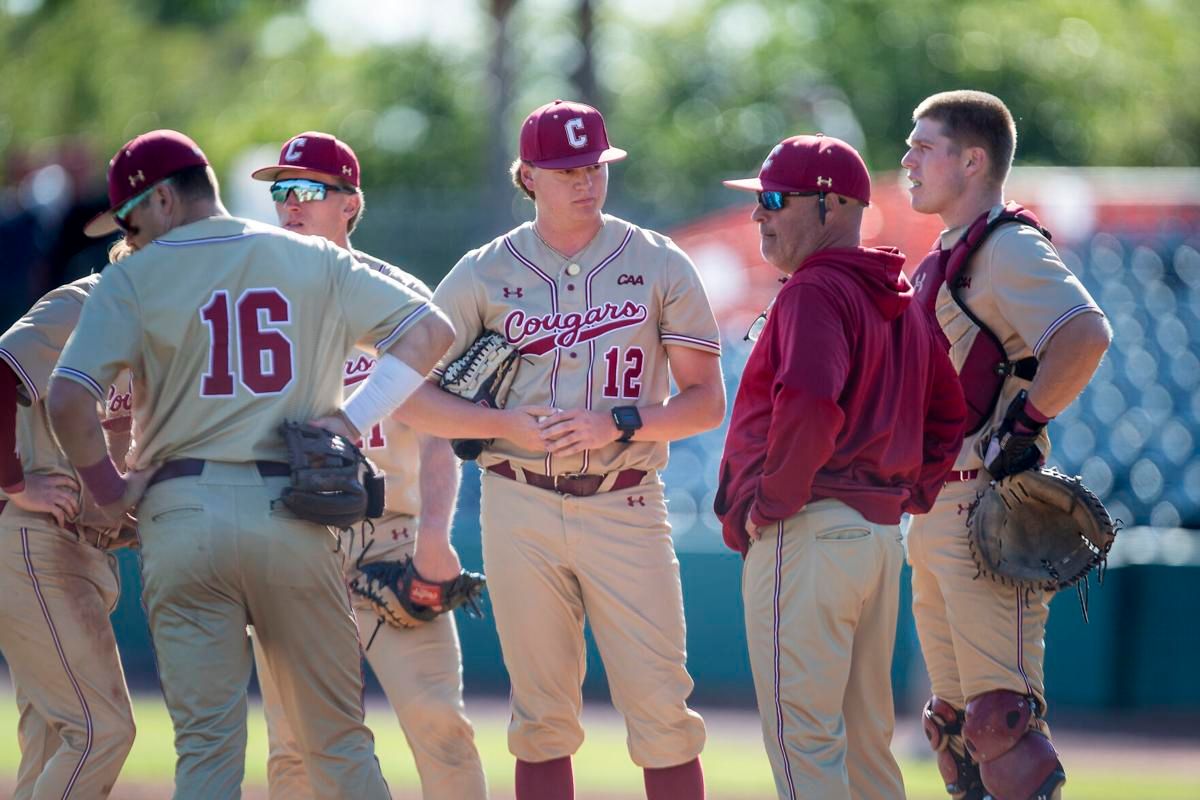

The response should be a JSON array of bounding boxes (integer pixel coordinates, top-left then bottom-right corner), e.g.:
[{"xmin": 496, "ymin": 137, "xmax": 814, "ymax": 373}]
[
  {"xmin": 504, "ymin": 301, "xmax": 648, "ymax": 356},
  {"xmin": 344, "ymin": 353, "xmax": 376, "ymax": 387}
]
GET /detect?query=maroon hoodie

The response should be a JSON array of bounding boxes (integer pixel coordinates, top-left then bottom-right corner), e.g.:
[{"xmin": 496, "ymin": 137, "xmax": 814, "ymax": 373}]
[{"xmin": 714, "ymin": 246, "xmax": 966, "ymax": 555}]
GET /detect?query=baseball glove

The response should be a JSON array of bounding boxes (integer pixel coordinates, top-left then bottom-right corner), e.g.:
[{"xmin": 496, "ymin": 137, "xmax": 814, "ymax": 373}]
[
  {"xmin": 278, "ymin": 421, "xmax": 385, "ymax": 528},
  {"xmin": 438, "ymin": 331, "xmax": 521, "ymax": 460},
  {"xmin": 967, "ymin": 467, "xmax": 1117, "ymax": 616},
  {"xmin": 348, "ymin": 555, "xmax": 487, "ymax": 630}
]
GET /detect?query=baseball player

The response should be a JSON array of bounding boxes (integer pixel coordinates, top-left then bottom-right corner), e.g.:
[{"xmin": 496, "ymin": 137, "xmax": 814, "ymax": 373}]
[
  {"xmin": 44, "ymin": 128, "xmax": 454, "ymax": 799},
  {"xmin": 0, "ymin": 245, "xmax": 137, "ymax": 799},
  {"xmin": 246, "ymin": 131, "xmax": 487, "ymax": 799},
  {"xmin": 395, "ymin": 99, "xmax": 723, "ymax": 800},
  {"xmin": 716, "ymin": 134, "xmax": 966, "ymax": 800},
  {"xmin": 902, "ymin": 91, "xmax": 1111, "ymax": 800}
]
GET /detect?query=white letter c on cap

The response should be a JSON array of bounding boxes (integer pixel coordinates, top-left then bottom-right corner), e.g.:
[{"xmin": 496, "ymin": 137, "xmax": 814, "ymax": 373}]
[
  {"xmin": 565, "ymin": 118, "xmax": 588, "ymax": 149},
  {"xmin": 284, "ymin": 138, "xmax": 307, "ymax": 162}
]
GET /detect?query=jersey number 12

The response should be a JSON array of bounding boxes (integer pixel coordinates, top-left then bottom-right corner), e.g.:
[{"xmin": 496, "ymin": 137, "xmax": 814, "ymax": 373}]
[
  {"xmin": 200, "ymin": 289, "xmax": 295, "ymax": 396},
  {"xmin": 601, "ymin": 346, "xmax": 643, "ymax": 399}
]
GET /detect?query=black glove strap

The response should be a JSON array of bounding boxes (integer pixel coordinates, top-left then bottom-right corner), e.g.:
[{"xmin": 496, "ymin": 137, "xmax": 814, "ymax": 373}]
[{"xmin": 1005, "ymin": 389, "xmax": 1047, "ymax": 435}]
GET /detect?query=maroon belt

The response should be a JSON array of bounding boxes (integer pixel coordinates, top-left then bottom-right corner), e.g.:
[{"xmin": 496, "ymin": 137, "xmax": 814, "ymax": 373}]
[
  {"xmin": 486, "ymin": 461, "xmax": 646, "ymax": 497},
  {"xmin": 946, "ymin": 469, "xmax": 980, "ymax": 483},
  {"xmin": 148, "ymin": 458, "xmax": 291, "ymax": 488}
]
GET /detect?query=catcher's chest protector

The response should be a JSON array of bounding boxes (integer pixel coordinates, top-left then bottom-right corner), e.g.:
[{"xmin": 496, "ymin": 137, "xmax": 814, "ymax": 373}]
[{"xmin": 913, "ymin": 202, "xmax": 1049, "ymax": 435}]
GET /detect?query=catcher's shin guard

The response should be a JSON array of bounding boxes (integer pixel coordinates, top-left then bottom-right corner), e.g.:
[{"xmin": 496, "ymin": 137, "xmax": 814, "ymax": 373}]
[
  {"xmin": 963, "ymin": 690, "xmax": 1066, "ymax": 800},
  {"xmin": 922, "ymin": 697, "xmax": 985, "ymax": 800}
]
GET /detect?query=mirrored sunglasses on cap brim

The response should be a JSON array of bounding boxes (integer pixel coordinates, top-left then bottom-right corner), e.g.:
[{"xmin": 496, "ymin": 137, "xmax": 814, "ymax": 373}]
[
  {"xmin": 269, "ymin": 178, "xmax": 353, "ymax": 203},
  {"xmin": 756, "ymin": 190, "xmax": 821, "ymax": 211}
]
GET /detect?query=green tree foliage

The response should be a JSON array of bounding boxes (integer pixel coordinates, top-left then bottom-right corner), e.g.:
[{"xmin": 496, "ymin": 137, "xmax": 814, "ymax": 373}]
[
  {"xmin": 2, "ymin": 0, "xmax": 1194, "ymax": 232},
  {"xmin": 584, "ymin": 0, "xmax": 1197, "ymax": 219},
  {"xmin": 0, "ymin": 0, "xmax": 488, "ymax": 190}
]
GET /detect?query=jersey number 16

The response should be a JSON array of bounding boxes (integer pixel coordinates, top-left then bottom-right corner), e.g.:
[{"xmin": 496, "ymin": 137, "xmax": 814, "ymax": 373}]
[{"xmin": 199, "ymin": 289, "xmax": 295, "ymax": 396}]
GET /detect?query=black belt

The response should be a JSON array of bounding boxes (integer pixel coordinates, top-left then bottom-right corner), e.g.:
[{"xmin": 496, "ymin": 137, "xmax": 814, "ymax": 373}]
[{"xmin": 147, "ymin": 458, "xmax": 291, "ymax": 488}]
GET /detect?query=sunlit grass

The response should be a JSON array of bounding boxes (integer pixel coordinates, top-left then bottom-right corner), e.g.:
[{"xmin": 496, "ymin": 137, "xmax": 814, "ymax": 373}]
[{"xmin": 2, "ymin": 690, "xmax": 1198, "ymax": 799}]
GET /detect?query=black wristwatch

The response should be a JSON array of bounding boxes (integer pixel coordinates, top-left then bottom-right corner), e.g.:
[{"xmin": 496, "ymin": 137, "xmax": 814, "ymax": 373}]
[{"xmin": 611, "ymin": 405, "xmax": 643, "ymax": 443}]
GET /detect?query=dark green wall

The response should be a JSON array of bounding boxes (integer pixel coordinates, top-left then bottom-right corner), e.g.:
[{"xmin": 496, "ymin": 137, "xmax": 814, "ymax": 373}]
[{"xmin": 98, "ymin": 472, "xmax": 1200, "ymax": 717}]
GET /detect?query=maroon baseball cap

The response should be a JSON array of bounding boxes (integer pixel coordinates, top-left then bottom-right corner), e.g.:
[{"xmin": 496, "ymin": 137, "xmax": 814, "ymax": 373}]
[
  {"xmin": 724, "ymin": 134, "xmax": 871, "ymax": 205},
  {"xmin": 519, "ymin": 100, "xmax": 627, "ymax": 170},
  {"xmin": 251, "ymin": 132, "xmax": 360, "ymax": 186},
  {"xmin": 84, "ymin": 129, "xmax": 210, "ymax": 237}
]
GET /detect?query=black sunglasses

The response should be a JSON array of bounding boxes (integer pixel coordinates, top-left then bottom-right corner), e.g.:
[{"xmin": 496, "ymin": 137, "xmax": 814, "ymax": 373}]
[
  {"xmin": 756, "ymin": 190, "xmax": 821, "ymax": 211},
  {"xmin": 269, "ymin": 178, "xmax": 354, "ymax": 203},
  {"xmin": 758, "ymin": 190, "xmax": 847, "ymax": 224},
  {"xmin": 113, "ymin": 185, "xmax": 156, "ymax": 233}
]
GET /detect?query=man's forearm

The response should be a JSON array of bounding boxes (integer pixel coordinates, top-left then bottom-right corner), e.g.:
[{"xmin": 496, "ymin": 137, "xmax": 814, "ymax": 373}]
[
  {"xmin": 48, "ymin": 376, "xmax": 125, "ymax": 504},
  {"xmin": 47, "ymin": 378, "xmax": 110, "ymax": 469},
  {"xmin": 1027, "ymin": 313, "xmax": 1111, "ymax": 417},
  {"xmin": 633, "ymin": 381, "xmax": 725, "ymax": 443},
  {"xmin": 392, "ymin": 380, "xmax": 510, "ymax": 439},
  {"xmin": 1, "ymin": 364, "xmax": 24, "ymax": 491},
  {"xmin": 416, "ymin": 434, "xmax": 460, "ymax": 544}
]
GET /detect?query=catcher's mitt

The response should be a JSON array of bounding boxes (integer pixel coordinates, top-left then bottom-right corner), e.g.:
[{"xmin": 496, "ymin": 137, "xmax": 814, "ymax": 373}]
[
  {"xmin": 438, "ymin": 331, "xmax": 520, "ymax": 460},
  {"xmin": 967, "ymin": 467, "xmax": 1117, "ymax": 618},
  {"xmin": 278, "ymin": 421, "xmax": 385, "ymax": 528},
  {"xmin": 348, "ymin": 555, "xmax": 487, "ymax": 631}
]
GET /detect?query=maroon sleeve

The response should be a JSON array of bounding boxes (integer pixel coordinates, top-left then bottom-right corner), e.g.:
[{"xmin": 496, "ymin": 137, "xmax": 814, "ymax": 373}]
[
  {"xmin": 0, "ymin": 362, "xmax": 24, "ymax": 493},
  {"xmin": 749, "ymin": 285, "xmax": 849, "ymax": 527},
  {"xmin": 903, "ymin": 334, "xmax": 967, "ymax": 514}
]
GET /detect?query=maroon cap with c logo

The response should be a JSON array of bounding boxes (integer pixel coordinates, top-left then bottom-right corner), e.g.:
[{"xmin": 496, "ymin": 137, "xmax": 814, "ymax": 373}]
[
  {"xmin": 251, "ymin": 131, "xmax": 360, "ymax": 187},
  {"xmin": 519, "ymin": 99, "xmax": 627, "ymax": 170}
]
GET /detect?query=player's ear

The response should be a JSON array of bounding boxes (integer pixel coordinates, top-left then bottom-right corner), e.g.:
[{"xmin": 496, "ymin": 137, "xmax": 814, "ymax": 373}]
[
  {"xmin": 520, "ymin": 164, "xmax": 536, "ymax": 192},
  {"xmin": 964, "ymin": 146, "xmax": 988, "ymax": 179},
  {"xmin": 343, "ymin": 192, "xmax": 361, "ymax": 221},
  {"xmin": 154, "ymin": 181, "xmax": 176, "ymax": 216}
]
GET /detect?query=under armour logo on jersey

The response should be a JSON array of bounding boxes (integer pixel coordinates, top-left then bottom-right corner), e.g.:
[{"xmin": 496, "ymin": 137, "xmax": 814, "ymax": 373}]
[
  {"xmin": 503, "ymin": 287, "xmax": 524, "ymax": 298},
  {"xmin": 913, "ymin": 273, "xmax": 926, "ymax": 294},
  {"xmin": 392, "ymin": 527, "xmax": 408, "ymax": 541},
  {"xmin": 128, "ymin": 170, "xmax": 145, "ymax": 187},
  {"xmin": 565, "ymin": 118, "xmax": 588, "ymax": 149},
  {"xmin": 617, "ymin": 274, "xmax": 644, "ymax": 286},
  {"xmin": 627, "ymin": 495, "xmax": 645, "ymax": 507},
  {"xmin": 957, "ymin": 502, "xmax": 970, "ymax": 516},
  {"xmin": 284, "ymin": 137, "xmax": 307, "ymax": 162},
  {"xmin": 816, "ymin": 176, "xmax": 833, "ymax": 188}
]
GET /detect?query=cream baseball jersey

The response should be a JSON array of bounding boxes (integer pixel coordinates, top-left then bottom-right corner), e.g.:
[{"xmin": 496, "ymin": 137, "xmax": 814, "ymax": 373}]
[
  {"xmin": 433, "ymin": 215, "xmax": 721, "ymax": 476},
  {"xmin": 345, "ymin": 251, "xmax": 433, "ymax": 518},
  {"xmin": 926, "ymin": 206, "xmax": 1103, "ymax": 471},
  {"xmin": 0, "ymin": 275, "xmax": 133, "ymax": 489},
  {"xmin": 53, "ymin": 217, "xmax": 432, "ymax": 468}
]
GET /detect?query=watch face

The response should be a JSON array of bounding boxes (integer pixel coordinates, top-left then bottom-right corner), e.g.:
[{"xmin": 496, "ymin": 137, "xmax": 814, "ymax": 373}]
[{"xmin": 613, "ymin": 406, "xmax": 641, "ymax": 428}]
